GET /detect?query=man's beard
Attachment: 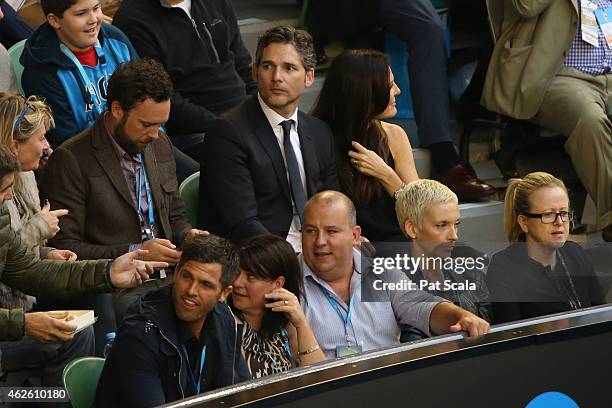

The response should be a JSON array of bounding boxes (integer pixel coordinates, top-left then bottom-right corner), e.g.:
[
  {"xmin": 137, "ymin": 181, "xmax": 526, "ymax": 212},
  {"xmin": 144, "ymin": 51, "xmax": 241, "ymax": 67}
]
[{"xmin": 113, "ymin": 117, "xmax": 141, "ymax": 156}]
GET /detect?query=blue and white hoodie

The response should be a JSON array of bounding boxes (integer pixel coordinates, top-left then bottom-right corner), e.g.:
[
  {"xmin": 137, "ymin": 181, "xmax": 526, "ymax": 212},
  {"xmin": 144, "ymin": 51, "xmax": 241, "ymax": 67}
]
[{"xmin": 21, "ymin": 23, "xmax": 137, "ymax": 148}]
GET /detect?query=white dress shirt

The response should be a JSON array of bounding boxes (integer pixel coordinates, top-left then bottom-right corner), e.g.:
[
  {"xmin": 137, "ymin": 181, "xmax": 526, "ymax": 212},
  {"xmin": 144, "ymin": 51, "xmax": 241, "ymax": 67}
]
[{"xmin": 257, "ymin": 93, "xmax": 306, "ymax": 252}]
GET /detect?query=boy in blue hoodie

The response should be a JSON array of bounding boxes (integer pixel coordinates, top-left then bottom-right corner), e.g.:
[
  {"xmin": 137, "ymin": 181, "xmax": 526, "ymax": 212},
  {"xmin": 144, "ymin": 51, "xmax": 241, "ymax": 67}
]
[{"xmin": 21, "ymin": 0, "xmax": 137, "ymax": 148}]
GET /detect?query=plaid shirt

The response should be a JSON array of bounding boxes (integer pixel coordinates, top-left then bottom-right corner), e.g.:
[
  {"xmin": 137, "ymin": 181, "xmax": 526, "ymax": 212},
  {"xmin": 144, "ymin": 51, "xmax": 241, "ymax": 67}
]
[
  {"xmin": 108, "ymin": 133, "xmax": 162, "ymax": 250},
  {"xmin": 565, "ymin": 0, "xmax": 612, "ymax": 75}
]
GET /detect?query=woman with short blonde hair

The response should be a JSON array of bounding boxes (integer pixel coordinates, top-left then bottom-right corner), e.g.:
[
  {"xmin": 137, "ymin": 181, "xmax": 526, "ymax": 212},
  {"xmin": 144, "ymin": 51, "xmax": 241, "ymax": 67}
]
[
  {"xmin": 395, "ymin": 179, "xmax": 457, "ymax": 236},
  {"xmin": 394, "ymin": 179, "xmax": 491, "ymax": 330}
]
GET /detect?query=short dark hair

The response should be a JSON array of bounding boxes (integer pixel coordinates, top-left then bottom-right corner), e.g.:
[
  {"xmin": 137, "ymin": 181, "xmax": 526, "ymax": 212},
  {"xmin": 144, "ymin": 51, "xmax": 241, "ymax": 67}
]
[
  {"xmin": 41, "ymin": 0, "xmax": 78, "ymax": 18},
  {"xmin": 0, "ymin": 146, "xmax": 19, "ymax": 181},
  {"xmin": 232, "ymin": 235, "xmax": 303, "ymax": 338},
  {"xmin": 178, "ymin": 234, "xmax": 239, "ymax": 288},
  {"xmin": 106, "ymin": 59, "xmax": 173, "ymax": 113},
  {"xmin": 255, "ymin": 26, "xmax": 316, "ymax": 71}
]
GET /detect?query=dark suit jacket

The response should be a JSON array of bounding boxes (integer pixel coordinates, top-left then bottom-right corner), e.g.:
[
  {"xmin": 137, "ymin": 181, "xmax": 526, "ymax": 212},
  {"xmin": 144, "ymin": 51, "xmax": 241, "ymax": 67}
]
[
  {"xmin": 43, "ymin": 117, "xmax": 192, "ymax": 260},
  {"xmin": 199, "ymin": 96, "xmax": 339, "ymax": 244}
]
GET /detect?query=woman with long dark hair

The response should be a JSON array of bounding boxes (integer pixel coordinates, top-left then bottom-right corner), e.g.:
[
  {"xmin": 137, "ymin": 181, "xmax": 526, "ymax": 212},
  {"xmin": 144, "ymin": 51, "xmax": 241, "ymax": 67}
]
[
  {"xmin": 312, "ymin": 49, "xmax": 419, "ymax": 243},
  {"xmin": 231, "ymin": 235, "xmax": 325, "ymax": 378}
]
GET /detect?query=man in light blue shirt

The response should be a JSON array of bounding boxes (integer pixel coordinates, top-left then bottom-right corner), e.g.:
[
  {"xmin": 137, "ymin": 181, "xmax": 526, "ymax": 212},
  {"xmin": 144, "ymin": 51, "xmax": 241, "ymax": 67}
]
[{"xmin": 300, "ymin": 191, "xmax": 490, "ymax": 359}]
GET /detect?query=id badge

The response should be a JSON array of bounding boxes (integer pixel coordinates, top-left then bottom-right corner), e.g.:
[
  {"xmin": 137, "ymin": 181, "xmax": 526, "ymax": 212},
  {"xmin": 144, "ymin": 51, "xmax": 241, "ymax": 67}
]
[
  {"xmin": 595, "ymin": 7, "xmax": 612, "ymax": 48},
  {"xmin": 336, "ymin": 344, "xmax": 362, "ymax": 358},
  {"xmin": 582, "ymin": 0, "xmax": 600, "ymax": 47},
  {"xmin": 142, "ymin": 227, "xmax": 155, "ymax": 241}
]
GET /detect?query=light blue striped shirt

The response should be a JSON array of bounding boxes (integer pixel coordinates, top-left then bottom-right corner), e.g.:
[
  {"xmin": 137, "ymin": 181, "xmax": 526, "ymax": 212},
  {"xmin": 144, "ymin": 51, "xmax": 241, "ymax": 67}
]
[{"xmin": 300, "ymin": 249, "xmax": 445, "ymax": 359}]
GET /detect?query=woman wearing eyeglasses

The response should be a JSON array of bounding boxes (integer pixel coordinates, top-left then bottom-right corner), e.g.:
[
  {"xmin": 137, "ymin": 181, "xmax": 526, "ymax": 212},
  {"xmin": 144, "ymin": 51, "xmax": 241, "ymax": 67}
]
[{"xmin": 486, "ymin": 172, "xmax": 605, "ymax": 324}]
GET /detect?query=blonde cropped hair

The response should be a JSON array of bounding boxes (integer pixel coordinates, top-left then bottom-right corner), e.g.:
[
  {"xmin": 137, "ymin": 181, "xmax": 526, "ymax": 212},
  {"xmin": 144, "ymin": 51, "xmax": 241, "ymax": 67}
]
[
  {"xmin": 0, "ymin": 93, "xmax": 54, "ymax": 148},
  {"xmin": 395, "ymin": 179, "xmax": 458, "ymax": 236},
  {"xmin": 504, "ymin": 172, "xmax": 568, "ymax": 243}
]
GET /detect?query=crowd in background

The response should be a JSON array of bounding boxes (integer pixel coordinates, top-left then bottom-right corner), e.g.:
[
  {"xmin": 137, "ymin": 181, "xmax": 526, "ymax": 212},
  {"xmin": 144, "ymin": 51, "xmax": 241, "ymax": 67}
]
[{"xmin": 0, "ymin": 0, "xmax": 609, "ymax": 406}]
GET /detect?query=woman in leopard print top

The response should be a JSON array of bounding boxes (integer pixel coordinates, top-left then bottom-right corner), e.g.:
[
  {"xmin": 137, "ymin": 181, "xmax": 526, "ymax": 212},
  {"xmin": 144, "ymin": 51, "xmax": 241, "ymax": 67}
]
[{"xmin": 231, "ymin": 235, "xmax": 326, "ymax": 378}]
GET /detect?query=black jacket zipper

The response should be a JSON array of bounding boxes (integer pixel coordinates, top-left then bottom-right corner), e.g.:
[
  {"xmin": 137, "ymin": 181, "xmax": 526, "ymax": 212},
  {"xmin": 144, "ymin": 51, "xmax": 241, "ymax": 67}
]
[{"xmin": 201, "ymin": 20, "xmax": 221, "ymax": 64}]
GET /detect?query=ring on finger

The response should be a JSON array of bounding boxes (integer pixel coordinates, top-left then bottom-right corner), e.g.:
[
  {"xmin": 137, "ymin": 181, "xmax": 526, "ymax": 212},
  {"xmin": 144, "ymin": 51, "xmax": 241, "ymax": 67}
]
[{"xmin": 284, "ymin": 300, "xmax": 289, "ymax": 305}]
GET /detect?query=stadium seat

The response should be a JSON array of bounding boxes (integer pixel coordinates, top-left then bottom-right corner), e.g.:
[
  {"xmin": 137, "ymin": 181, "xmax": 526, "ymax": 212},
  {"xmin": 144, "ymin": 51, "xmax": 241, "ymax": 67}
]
[
  {"xmin": 179, "ymin": 171, "xmax": 200, "ymax": 227},
  {"xmin": 7, "ymin": 39, "xmax": 26, "ymax": 96},
  {"xmin": 62, "ymin": 357, "xmax": 105, "ymax": 408}
]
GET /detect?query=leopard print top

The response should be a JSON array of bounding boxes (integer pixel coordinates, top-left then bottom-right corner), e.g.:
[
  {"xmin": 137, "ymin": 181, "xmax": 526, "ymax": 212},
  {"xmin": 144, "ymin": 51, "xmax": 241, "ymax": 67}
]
[{"xmin": 240, "ymin": 321, "xmax": 296, "ymax": 379}]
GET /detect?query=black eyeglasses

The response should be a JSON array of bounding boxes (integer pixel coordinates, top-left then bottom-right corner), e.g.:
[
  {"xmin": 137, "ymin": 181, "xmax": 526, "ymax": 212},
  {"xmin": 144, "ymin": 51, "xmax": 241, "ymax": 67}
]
[{"xmin": 522, "ymin": 211, "xmax": 574, "ymax": 224}]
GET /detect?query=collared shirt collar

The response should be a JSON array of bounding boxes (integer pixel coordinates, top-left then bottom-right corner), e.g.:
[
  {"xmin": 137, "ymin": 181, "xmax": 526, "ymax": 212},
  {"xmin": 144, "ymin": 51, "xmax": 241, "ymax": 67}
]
[
  {"xmin": 257, "ymin": 93, "xmax": 299, "ymax": 130},
  {"xmin": 301, "ymin": 248, "xmax": 362, "ymax": 299}
]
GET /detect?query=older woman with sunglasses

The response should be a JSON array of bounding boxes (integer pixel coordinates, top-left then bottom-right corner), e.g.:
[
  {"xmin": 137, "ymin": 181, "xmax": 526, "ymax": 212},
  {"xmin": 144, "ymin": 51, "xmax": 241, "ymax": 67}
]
[
  {"xmin": 0, "ymin": 93, "xmax": 76, "ymax": 311},
  {"xmin": 486, "ymin": 172, "xmax": 605, "ymax": 324},
  {"xmin": 0, "ymin": 93, "xmax": 73, "ymax": 262}
]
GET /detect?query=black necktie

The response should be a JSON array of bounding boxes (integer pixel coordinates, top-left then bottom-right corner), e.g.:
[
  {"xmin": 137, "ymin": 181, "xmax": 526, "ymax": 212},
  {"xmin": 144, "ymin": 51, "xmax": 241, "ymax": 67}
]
[{"xmin": 280, "ymin": 120, "xmax": 306, "ymax": 221}]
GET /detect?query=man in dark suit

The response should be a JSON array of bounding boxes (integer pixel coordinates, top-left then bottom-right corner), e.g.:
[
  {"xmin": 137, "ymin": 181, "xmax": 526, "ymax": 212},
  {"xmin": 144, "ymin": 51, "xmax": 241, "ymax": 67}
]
[{"xmin": 199, "ymin": 26, "xmax": 338, "ymax": 251}]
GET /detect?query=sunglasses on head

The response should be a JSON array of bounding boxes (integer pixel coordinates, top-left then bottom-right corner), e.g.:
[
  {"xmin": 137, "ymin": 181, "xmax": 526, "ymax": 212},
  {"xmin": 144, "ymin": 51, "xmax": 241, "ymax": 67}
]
[{"xmin": 13, "ymin": 102, "xmax": 33, "ymax": 131}]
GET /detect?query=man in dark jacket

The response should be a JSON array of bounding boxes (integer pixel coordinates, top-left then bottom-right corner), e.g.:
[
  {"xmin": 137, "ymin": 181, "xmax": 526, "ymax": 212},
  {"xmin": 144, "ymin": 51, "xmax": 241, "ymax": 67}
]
[
  {"xmin": 113, "ymin": 0, "xmax": 257, "ymax": 160},
  {"xmin": 95, "ymin": 234, "xmax": 250, "ymax": 406}
]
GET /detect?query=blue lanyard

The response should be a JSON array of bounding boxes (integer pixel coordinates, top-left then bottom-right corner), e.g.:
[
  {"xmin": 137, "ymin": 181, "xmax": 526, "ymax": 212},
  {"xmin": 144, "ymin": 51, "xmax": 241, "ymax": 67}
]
[
  {"xmin": 319, "ymin": 286, "xmax": 356, "ymax": 345},
  {"xmin": 181, "ymin": 345, "xmax": 207, "ymax": 395},
  {"xmin": 280, "ymin": 328, "xmax": 292, "ymax": 357},
  {"xmin": 136, "ymin": 154, "xmax": 155, "ymax": 227},
  {"xmin": 59, "ymin": 42, "xmax": 111, "ymax": 117}
]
